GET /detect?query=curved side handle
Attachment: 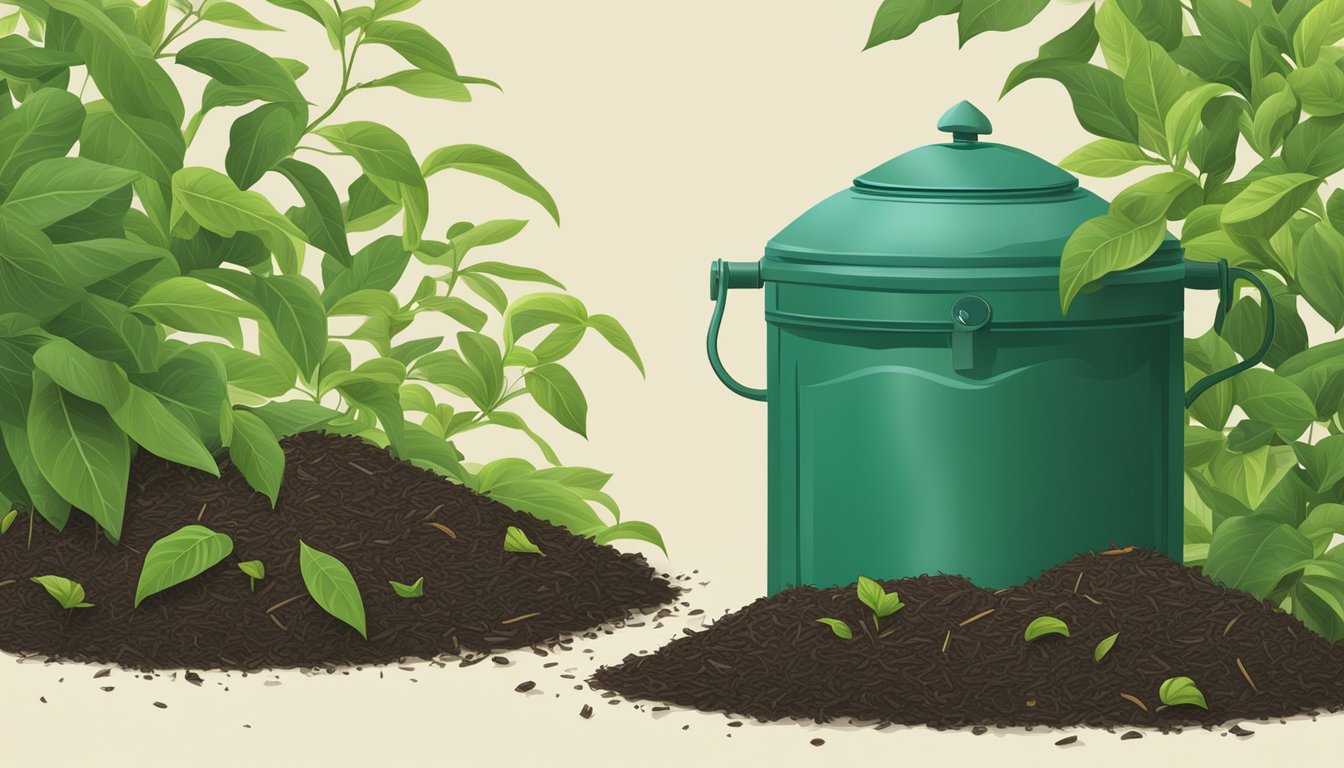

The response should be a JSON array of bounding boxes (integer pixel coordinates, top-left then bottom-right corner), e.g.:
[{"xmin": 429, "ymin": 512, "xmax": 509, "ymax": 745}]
[
  {"xmin": 1184, "ymin": 260, "xmax": 1275, "ymax": 408},
  {"xmin": 707, "ymin": 259, "xmax": 767, "ymax": 401}
]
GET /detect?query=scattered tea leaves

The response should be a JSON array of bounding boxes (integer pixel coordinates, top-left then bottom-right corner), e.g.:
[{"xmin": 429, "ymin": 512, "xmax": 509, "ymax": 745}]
[
  {"xmin": 1094, "ymin": 631, "xmax": 1118, "ymax": 662},
  {"xmin": 30, "ymin": 575, "xmax": 93, "ymax": 609},
  {"xmin": 1024, "ymin": 616, "xmax": 1070, "ymax": 641},
  {"xmin": 298, "ymin": 541, "xmax": 368, "ymax": 638},
  {"xmin": 390, "ymin": 576, "xmax": 424, "ymax": 598},
  {"xmin": 134, "ymin": 525, "xmax": 234, "ymax": 607},
  {"xmin": 815, "ymin": 617, "xmax": 853, "ymax": 640},
  {"xmin": 503, "ymin": 525, "xmax": 543, "ymax": 556},
  {"xmin": 237, "ymin": 560, "xmax": 265, "ymax": 592},
  {"xmin": 0, "ymin": 508, "xmax": 16, "ymax": 534},
  {"xmin": 1159, "ymin": 676, "xmax": 1209, "ymax": 709}
]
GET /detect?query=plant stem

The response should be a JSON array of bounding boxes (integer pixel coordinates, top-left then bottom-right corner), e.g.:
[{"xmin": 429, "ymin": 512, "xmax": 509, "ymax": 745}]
[
  {"xmin": 26, "ymin": 509, "xmax": 33, "ymax": 550},
  {"xmin": 155, "ymin": 11, "xmax": 199, "ymax": 57},
  {"xmin": 304, "ymin": 22, "xmax": 363, "ymax": 135}
]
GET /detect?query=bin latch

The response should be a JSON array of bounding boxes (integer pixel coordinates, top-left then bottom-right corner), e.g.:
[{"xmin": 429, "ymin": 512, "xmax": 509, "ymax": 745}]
[{"xmin": 951, "ymin": 295, "xmax": 992, "ymax": 374}]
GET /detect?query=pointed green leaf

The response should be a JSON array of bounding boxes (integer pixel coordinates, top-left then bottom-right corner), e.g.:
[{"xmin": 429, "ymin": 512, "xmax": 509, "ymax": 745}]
[
  {"xmin": 1059, "ymin": 139, "xmax": 1165, "ymax": 177},
  {"xmin": 1204, "ymin": 515, "xmax": 1313, "ymax": 597},
  {"xmin": 1234, "ymin": 368, "xmax": 1316, "ymax": 440},
  {"xmin": 1299, "ymin": 503, "xmax": 1344, "ymax": 556},
  {"xmin": 1094, "ymin": 631, "xmax": 1119, "ymax": 662},
  {"xmin": 525, "ymin": 362, "xmax": 587, "ymax": 437},
  {"xmin": 30, "ymin": 574, "xmax": 91, "ymax": 609},
  {"xmin": 299, "ymin": 540, "xmax": 367, "ymax": 637},
  {"xmin": 389, "ymin": 576, "xmax": 424, "ymax": 598},
  {"xmin": 0, "ymin": 217, "xmax": 83, "ymax": 322},
  {"xmin": 815, "ymin": 617, "xmax": 853, "ymax": 640},
  {"xmin": 1293, "ymin": 0, "xmax": 1344, "ymax": 66},
  {"xmin": 958, "ymin": 0, "xmax": 1050, "ymax": 46},
  {"xmin": 31, "ymin": 337, "xmax": 130, "ymax": 410},
  {"xmin": 112, "ymin": 385, "xmax": 219, "ymax": 475},
  {"xmin": 225, "ymin": 103, "xmax": 300, "ymax": 190},
  {"xmin": 586, "ymin": 314, "xmax": 644, "ymax": 376},
  {"xmin": 362, "ymin": 19, "xmax": 459, "ymax": 78},
  {"xmin": 503, "ymin": 524, "xmax": 543, "ymax": 555},
  {"xmin": 253, "ymin": 275, "xmax": 328, "ymax": 377},
  {"xmin": 1158, "ymin": 676, "xmax": 1208, "ymax": 709},
  {"xmin": 176, "ymin": 38, "xmax": 304, "ymax": 104},
  {"xmin": 201, "ymin": 1, "xmax": 283, "ymax": 31},
  {"xmin": 1001, "ymin": 59, "xmax": 1140, "ymax": 143},
  {"xmin": 1023, "ymin": 615, "xmax": 1070, "ymax": 641},
  {"xmin": 131, "ymin": 276, "xmax": 259, "ymax": 346},
  {"xmin": 1297, "ymin": 220, "xmax": 1344, "ymax": 330},
  {"xmin": 238, "ymin": 559, "xmax": 266, "ymax": 580},
  {"xmin": 316, "ymin": 121, "xmax": 422, "ymax": 186},
  {"xmin": 592, "ymin": 520, "xmax": 667, "ymax": 554},
  {"xmin": 422, "ymin": 145, "xmax": 559, "ymax": 224},
  {"xmin": 134, "ymin": 524, "xmax": 234, "ymax": 606},
  {"xmin": 864, "ymin": 0, "xmax": 960, "ymax": 49},
  {"xmin": 277, "ymin": 158, "xmax": 352, "ymax": 266},
  {"xmin": 228, "ymin": 408, "xmax": 285, "ymax": 506},
  {"xmin": 1059, "ymin": 213, "xmax": 1167, "ymax": 313},
  {"xmin": 0, "ymin": 157, "xmax": 138, "ymax": 230},
  {"xmin": 171, "ymin": 167, "xmax": 306, "ymax": 273}
]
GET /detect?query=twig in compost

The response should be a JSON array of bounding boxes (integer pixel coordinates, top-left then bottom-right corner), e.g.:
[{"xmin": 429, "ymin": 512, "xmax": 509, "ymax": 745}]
[
  {"xmin": 426, "ymin": 522, "xmax": 457, "ymax": 539},
  {"xmin": 1073, "ymin": 571, "xmax": 1083, "ymax": 593},
  {"xmin": 1120, "ymin": 692, "xmax": 1149, "ymax": 712},
  {"xmin": 1237, "ymin": 657, "xmax": 1259, "ymax": 693},
  {"xmin": 1099, "ymin": 546, "xmax": 1136, "ymax": 555},
  {"xmin": 0, "ymin": 579, "xmax": 14, "ymax": 588},
  {"xmin": 941, "ymin": 630, "xmax": 951, "ymax": 654},
  {"xmin": 1082, "ymin": 594, "xmax": 1102, "ymax": 605},
  {"xmin": 959, "ymin": 609, "xmax": 995, "ymax": 627},
  {"xmin": 1224, "ymin": 614, "xmax": 1240, "ymax": 636},
  {"xmin": 269, "ymin": 614, "xmax": 287, "ymax": 632},
  {"xmin": 196, "ymin": 503, "xmax": 207, "ymax": 522},
  {"xmin": 266, "ymin": 595, "xmax": 302, "ymax": 614},
  {"xmin": 501, "ymin": 612, "xmax": 541, "ymax": 625},
  {"xmin": 348, "ymin": 461, "xmax": 374, "ymax": 476}
]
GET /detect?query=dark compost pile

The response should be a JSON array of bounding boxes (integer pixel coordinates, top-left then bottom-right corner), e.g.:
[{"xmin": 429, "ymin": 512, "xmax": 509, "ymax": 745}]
[
  {"xmin": 0, "ymin": 432, "xmax": 675, "ymax": 670},
  {"xmin": 593, "ymin": 549, "xmax": 1344, "ymax": 730}
]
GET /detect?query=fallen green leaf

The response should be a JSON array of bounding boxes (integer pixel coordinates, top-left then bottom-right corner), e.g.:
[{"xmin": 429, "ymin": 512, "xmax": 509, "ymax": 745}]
[
  {"xmin": 389, "ymin": 576, "xmax": 424, "ymax": 598},
  {"xmin": 31, "ymin": 575, "xmax": 93, "ymax": 610},
  {"xmin": 298, "ymin": 541, "xmax": 367, "ymax": 638},
  {"xmin": 1024, "ymin": 616, "xmax": 1070, "ymax": 641},
  {"xmin": 135, "ymin": 525, "xmax": 234, "ymax": 607},
  {"xmin": 1159, "ymin": 675, "xmax": 1208, "ymax": 709},
  {"xmin": 1094, "ymin": 632, "xmax": 1119, "ymax": 662},
  {"xmin": 0, "ymin": 508, "xmax": 16, "ymax": 534},
  {"xmin": 503, "ymin": 525, "xmax": 543, "ymax": 556},
  {"xmin": 815, "ymin": 617, "xmax": 853, "ymax": 640},
  {"xmin": 237, "ymin": 559, "xmax": 265, "ymax": 592}
]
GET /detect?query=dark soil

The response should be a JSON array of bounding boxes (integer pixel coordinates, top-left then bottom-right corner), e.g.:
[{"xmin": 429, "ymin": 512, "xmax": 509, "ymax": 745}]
[
  {"xmin": 592, "ymin": 549, "xmax": 1344, "ymax": 730},
  {"xmin": 0, "ymin": 432, "xmax": 675, "ymax": 670}
]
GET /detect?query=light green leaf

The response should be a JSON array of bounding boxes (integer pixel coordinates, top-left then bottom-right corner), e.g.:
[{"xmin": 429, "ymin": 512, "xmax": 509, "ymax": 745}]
[
  {"xmin": 457, "ymin": 331, "xmax": 504, "ymax": 406},
  {"xmin": 30, "ymin": 574, "xmax": 92, "ymax": 609},
  {"xmin": 1123, "ymin": 41, "xmax": 1186, "ymax": 156},
  {"xmin": 1207, "ymin": 443, "xmax": 1297, "ymax": 510},
  {"xmin": 238, "ymin": 559, "xmax": 265, "ymax": 579},
  {"xmin": 329, "ymin": 288, "xmax": 400, "ymax": 318},
  {"xmin": 201, "ymin": 1, "xmax": 283, "ymax": 31},
  {"xmin": 957, "ymin": 0, "xmax": 1050, "ymax": 46},
  {"xmin": 134, "ymin": 524, "xmax": 234, "ymax": 606},
  {"xmin": 372, "ymin": 0, "xmax": 422, "ymax": 20},
  {"xmin": 1297, "ymin": 220, "xmax": 1344, "ymax": 330},
  {"xmin": 363, "ymin": 19, "xmax": 458, "ymax": 78},
  {"xmin": 586, "ymin": 314, "xmax": 644, "ymax": 376},
  {"xmin": 27, "ymin": 370, "xmax": 129, "ymax": 540},
  {"xmin": 228, "ymin": 408, "xmax": 285, "ymax": 506},
  {"xmin": 0, "ymin": 157, "xmax": 138, "ymax": 230},
  {"xmin": 1095, "ymin": 0, "xmax": 1143, "ymax": 77},
  {"xmin": 503, "ymin": 524, "xmax": 543, "ymax": 555},
  {"xmin": 1284, "ymin": 116, "xmax": 1344, "ymax": 178},
  {"xmin": 175, "ymin": 38, "xmax": 304, "ymax": 104},
  {"xmin": 592, "ymin": 521, "xmax": 667, "ymax": 553},
  {"xmin": 1059, "ymin": 213, "xmax": 1167, "ymax": 313},
  {"xmin": 525, "ymin": 363, "xmax": 587, "ymax": 437},
  {"xmin": 1299, "ymin": 503, "xmax": 1344, "ymax": 556},
  {"xmin": 266, "ymin": 0, "xmax": 342, "ymax": 47},
  {"xmin": 358, "ymin": 69, "xmax": 471, "ymax": 101},
  {"xmin": 1250, "ymin": 86, "xmax": 1300, "ymax": 159},
  {"xmin": 299, "ymin": 540, "xmax": 367, "ymax": 637},
  {"xmin": 1221, "ymin": 173, "xmax": 1321, "ymax": 239},
  {"xmin": 171, "ymin": 167, "xmax": 306, "ymax": 274},
  {"xmin": 815, "ymin": 617, "xmax": 853, "ymax": 640},
  {"xmin": 1287, "ymin": 58, "xmax": 1344, "ymax": 116},
  {"xmin": 1166, "ymin": 83, "xmax": 1235, "ymax": 159},
  {"xmin": 1225, "ymin": 419, "xmax": 1276, "ymax": 454},
  {"xmin": 1002, "ymin": 59, "xmax": 1140, "ymax": 143},
  {"xmin": 31, "ymin": 337, "xmax": 129, "ymax": 410},
  {"xmin": 1234, "ymin": 368, "xmax": 1316, "ymax": 440},
  {"xmin": 1293, "ymin": 0, "xmax": 1344, "ymax": 66},
  {"xmin": 2, "ymin": 423, "xmax": 70, "ymax": 529},
  {"xmin": 1294, "ymin": 434, "xmax": 1344, "ymax": 492},
  {"xmin": 389, "ymin": 576, "xmax": 424, "ymax": 598},
  {"xmin": 254, "ymin": 275, "xmax": 327, "ymax": 377},
  {"xmin": 1204, "ymin": 515, "xmax": 1313, "ymax": 597},
  {"xmin": 0, "ymin": 34, "xmax": 81, "ymax": 80},
  {"xmin": 864, "ymin": 0, "xmax": 960, "ymax": 49},
  {"xmin": 1094, "ymin": 631, "xmax": 1119, "ymax": 662},
  {"xmin": 131, "ymin": 276, "xmax": 259, "ymax": 346},
  {"xmin": 461, "ymin": 261, "xmax": 564, "ymax": 288},
  {"xmin": 1059, "ymin": 139, "xmax": 1164, "ymax": 177},
  {"xmin": 486, "ymin": 411, "xmax": 561, "ymax": 465},
  {"xmin": 0, "ymin": 88, "xmax": 85, "ymax": 193},
  {"xmin": 112, "ymin": 386, "xmax": 219, "ymax": 475},
  {"xmin": 422, "ymin": 145, "xmax": 559, "ymax": 224},
  {"xmin": 0, "ymin": 507, "xmax": 15, "ymax": 534},
  {"xmin": 245, "ymin": 400, "xmax": 344, "ymax": 439},
  {"xmin": 855, "ymin": 574, "xmax": 885, "ymax": 613},
  {"xmin": 1158, "ymin": 676, "xmax": 1208, "ymax": 709},
  {"xmin": 1024, "ymin": 615, "xmax": 1070, "ymax": 641},
  {"xmin": 316, "ymin": 121, "xmax": 422, "ymax": 186}
]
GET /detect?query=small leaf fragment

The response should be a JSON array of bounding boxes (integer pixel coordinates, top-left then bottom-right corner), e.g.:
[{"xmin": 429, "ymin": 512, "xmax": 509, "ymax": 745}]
[
  {"xmin": 1094, "ymin": 631, "xmax": 1119, "ymax": 662},
  {"xmin": 389, "ymin": 576, "xmax": 425, "ymax": 598},
  {"xmin": 1159, "ymin": 675, "xmax": 1208, "ymax": 709},
  {"xmin": 503, "ymin": 525, "xmax": 543, "ymax": 556},
  {"xmin": 815, "ymin": 618, "xmax": 853, "ymax": 640},
  {"xmin": 237, "ymin": 559, "xmax": 265, "ymax": 592},
  {"xmin": 0, "ymin": 508, "xmax": 16, "ymax": 534},
  {"xmin": 1024, "ymin": 615, "xmax": 1071, "ymax": 641},
  {"xmin": 31, "ymin": 575, "xmax": 93, "ymax": 610}
]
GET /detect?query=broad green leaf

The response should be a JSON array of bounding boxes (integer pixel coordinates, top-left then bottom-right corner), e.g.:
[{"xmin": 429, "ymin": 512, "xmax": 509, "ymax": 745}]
[
  {"xmin": 462, "ymin": 261, "xmax": 565, "ymax": 288},
  {"xmin": 1287, "ymin": 58, "xmax": 1344, "ymax": 116},
  {"xmin": 27, "ymin": 371, "xmax": 129, "ymax": 539},
  {"xmin": 134, "ymin": 524, "xmax": 234, "ymax": 606},
  {"xmin": 245, "ymin": 400, "xmax": 344, "ymax": 438},
  {"xmin": 1095, "ymin": 0, "xmax": 1145, "ymax": 77},
  {"xmin": 1166, "ymin": 83, "xmax": 1235, "ymax": 159},
  {"xmin": 957, "ymin": 0, "xmax": 1050, "ymax": 46},
  {"xmin": 457, "ymin": 331, "xmax": 504, "ymax": 406},
  {"xmin": 362, "ymin": 19, "xmax": 459, "ymax": 78},
  {"xmin": 1185, "ymin": 425, "xmax": 1225, "ymax": 466},
  {"xmin": 298, "ymin": 540, "xmax": 367, "ymax": 637},
  {"xmin": 344, "ymin": 174, "xmax": 399, "ymax": 231},
  {"xmin": 1059, "ymin": 139, "xmax": 1164, "ymax": 177},
  {"xmin": 856, "ymin": 574, "xmax": 886, "ymax": 614},
  {"xmin": 419, "ymin": 296, "xmax": 487, "ymax": 331},
  {"xmin": 1116, "ymin": 0, "xmax": 1182, "ymax": 50},
  {"xmin": 1023, "ymin": 615, "xmax": 1070, "ymax": 641},
  {"xmin": 1250, "ymin": 86, "xmax": 1300, "ymax": 159},
  {"xmin": 1159, "ymin": 676, "xmax": 1208, "ymax": 709},
  {"xmin": 171, "ymin": 167, "xmax": 306, "ymax": 274},
  {"xmin": 132, "ymin": 347, "xmax": 227, "ymax": 448},
  {"xmin": 525, "ymin": 363, "xmax": 587, "ymax": 437},
  {"xmin": 1110, "ymin": 170, "xmax": 1198, "ymax": 224},
  {"xmin": 372, "ymin": 0, "xmax": 423, "ymax": 20},
  {"xmin": 225, "ymin": 103, "xmax": 300, "ymax": 190},
  {"xmin": 1299, "ymin": 503, "xmax": 1344, "ymax": 556},
  {"xmin": 1059, "ymin": 213, "xmax": 1167, "ymax": 313},
  {"xmin": 487, "ymin": 411, "xmax": 561, "ymax": 465},
  {"xmin": 1225, "ymin": 419, "xmax": 1276, "ymax": 453},
  {"xmin": 0, "ymin": 87, "xmax": 85, "ymax": 193},
  {"xmin": 266, "ymin": 0, "xmax": 342, "ymax": 48},
  {"xmin": 1295, "ymin": 435, "xmax": 1344, "ymax": 492},
  {"xmin": 0, "ymin": 217, "xmax": 83, "ymax": 321},
  {"xmin": 253, "ymin": 275, "xmax": 327, "ymax": 377},
  {"xmin": 1124, "ymin": 40, "xmax": 1186, "ymax": 156},
  {"xmin": 395, "ymin": 420, "xmax": 465, "ymax": 480},
  {"xmin": 389, "ymin": 576, "xmax": 424, "ymax": 598},
  {"xmin": 30, "ymin": 574, "xmax": 92, "ymax": 609},
  {"xmin": 1204, "ymin": 515, "xmax": 1313, "ymax": 597},
  {"xmin": 175, "ymin": 38, "xmax": 304, "ymax": 104},
  {"xmin": 864, "ymin": 0, "xmax": 960, "ymax": 49},
  {"xmin": 67, "ymin": 4, "xmax": 183, "ymax": 126},
  {"xmin": 1001, "ymin": 60, "xmax": 1140, "ymax": 143},
  {"xmin": 316, "ymin": 121, "xmax": 421, "ymax": 186},
  {"xmin": 440, "ymin": 219, "xmax": 528, "ymax": 263},
  {"xmin": 1298, "ymin": 220, "xmax": 1344, "ymax": 329},
  {"xmin": 1207, "ymin": 443, "xmax": 1298, "ymax": 510},
  {"xmin": 329, "ymin": 288, "xmax": 400, "ymax": 318},
  {"xmin": 131, "ymin": 276, "xmax": 259, "ymax": 346},
  {"xmin": 31, "ymin": 337, "xmax": 129, "ymax": 410},
  {"xmin": 422, "ymin": 145, "xmax": 559, "ymax": 224},
  {"xmin": 0, "ymin": 33, "xmax": 81, "ymax": 79},
  {"xmin": 134, "ymin": 0, "xmax": 166, "ymax": 47},
  {"xmin": 1038, "ymin": 4, "xmax": 1099, "ymax": 61},
  {"xmin": 49, "ymin": 297, "xmax": 164, "ymax": 376},
  {"xmin": 1234, "ymin": 368, "xmax": 1316, "ymax": 440},
  {"xmin": 1221, "ymin": 173, "xmax": 1321, "ymax": 238},
  {"xmin": 0, "ymin": 340, "xmax": 35, "ymax": 427},
  {"xmin": 1093, "ymin": 631, "xmax": 1119, "ymax": 662},
  {"xmin": 357, "ymin": 69, "xmax": 471, "ymax": 102},
  {"xmin": 476, "ymin": 465, "xmax": 605, "ymax": 535},
  {"xmin": 333, "ymin": 372, "xmax": 405, "ymax": 450},
  {"xmin": 1, "ymin": 423, "xmax": 70, "ymax": 529},
  {"xmin": 238, "ymin": 559, "xmax": 266, "ymax": 580},
  {"xmin": 0, "ymin": 157, "xmax": 138, "ymax": 229},
  {"xmin": 503, "ymin": 524, "xmax": 543, "ymax": 555},
  {"xmin": 587, "ymin": 314, "xmax": 644, "ymax": 375},
  {"xmin": 1293, "ymin": 0, "xmax": 1344, "ymax": 66},
  {"xmin": 228, "ymin": 408, "xmax": 284, "ymax": 506},
  {"xmin": 461, "ymin": 273, "xmax": 508, "ymax": 313},
  {"xmin": 1192, "ymin": 0, "xmax": 1257, "ymax": 63},
  {"xmin": 277, "ymin": 158, "xmax": 352, "ymax": 266},
  {"xmin": 503, "ymin": 292, "xmax": 588, "ymax": 346},
  {"xmin": 815, "ymin": 618, "xmax": 853, "ymax": 640},
  {"xmin": 201, "ymin": 1, "xmax": 283, "ymax": 31},
  {"xmin": 111, "ymin": 385, "xmax": 218, "ymax": 475}
]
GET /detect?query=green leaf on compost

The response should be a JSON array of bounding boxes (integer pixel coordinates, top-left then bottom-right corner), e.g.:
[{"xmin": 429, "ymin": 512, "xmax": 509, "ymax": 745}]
[
  {"xmin": 30, "ymin": 575, "xmax": 92, "ymax": 609},
  {"xmin": 503, "ymin": 525, "xmax": 543, "ymax": 556},
  {"xmin": 237, "ymin": 559, "xmax": 265, "ymax": 591},
  {"xmin": 593, "ymin": 520, "xmax": 668, "ymax": 554},
  {"xmin": 422, "ymin": 144, "xmax": 559, "ymax": 224},
  {"xmin": 1094, "ymin": 632, "xmax": 1119, "ymax": 662},
  {"xmin": 389, "ymin": 576, "xmax": 424, "ymax": 598},
  {"xmin": 134, "ymin": 525, "xmax": 235, "ymax": 606},
  {"xmin": 1159, "ymin": 676, "xmax": 1208, "ymax": 709},
  {"xmin": 815, "ymin": 617, "xmax": 853, "ymax": 640},
  {"xmin": 0, "ymin": 508, "xmax": 16, "ymax": 534},
  {"xmin": 228, "ymin": 409, "xmax": 285, "ymax": 506},
  {"xmin": 1024, "ymin": 616, "xmax": 1070, "ymax": 641},
  {"xmin": 298, "ymin": 541, "xmax": 368, "ymax": 637}
]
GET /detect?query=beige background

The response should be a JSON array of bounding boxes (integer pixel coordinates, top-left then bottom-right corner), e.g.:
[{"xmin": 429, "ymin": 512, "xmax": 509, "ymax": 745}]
[{"xmin": 1, "ymin": 2, "xmax": 1339, "ymax": 766}]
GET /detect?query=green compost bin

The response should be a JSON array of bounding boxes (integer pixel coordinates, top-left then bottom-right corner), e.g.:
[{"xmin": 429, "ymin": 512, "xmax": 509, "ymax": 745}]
[{"xmin": 707, "ymin": 101, "xmax": 1274, "ymax": 593}]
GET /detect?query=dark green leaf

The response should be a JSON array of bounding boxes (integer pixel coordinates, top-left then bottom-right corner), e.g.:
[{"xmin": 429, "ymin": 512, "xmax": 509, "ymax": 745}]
[
  {"xmin": 1294, "ymin": 435, "xmax": 1344, "ymax": 492},
  {"xmin": 1002, "ymin": 59, "xmax": 1140, "ymax": 143},
  {"xmin": 1, "ymin": 422, "xmax": 70, "ymax": 529},
  {"xmin": 1194, "ymin": 0, "xmax": 1258, "ymax": 62},
  {"xmin": 1226, "ymin": 419, "xmax": 1277, "ymax": 453},
  {"xmin": 1116, "ymin": 0, "xmax": 1183, "ymax": 50},
  {"xmin": 298, "ymin": 540, "xmax": 367, "ymax": 636},
  {"xmin": 277, "ymin": 158, "xmax": 351, "ymax": 266},
  {"xmin": 344, "ymin": 174, "xmax": 400, "ymax": 231},
  {"xmin": 1298, "ymin": 220, "xmax": 1344, "ymax": 329},
  {"xmin": 131, "ymin": 276, "xmax": 259, "ymax": 346},
  {"xmin": 0, "ymin": 216, "xmax": 84, "ymax": 321},
  {"xmin": 1039, "ymin": 4, "xmax": 1098, "ymax": 61},
  {"xmin": 225, "ymin": 102, "xmax": 300, "ymax": 190},
  {"xmin": 70, "ymin": 7, "xmax": 183, "ymax": 126},
  {"xmin": 134, "ymin": 524, "xmax": 234, "ymax": 606},
  {"xmin": 0, "ymin": 33, "xmax": 81, "ymax": 78},
  {"xmin": 0, "ymin": 87, "xmax": 85, "ymax": 194},
  {"xmin": 31, "ymin": 336, "xmax": 129, "ymax": 410},
  {"xmin": 171, "ymin": 167, "xmax": 306, "ymax": 273},
  {"xmin": 112, "ymin": 385, "xmax": 218, "ymax": 475},
  {"xmin": 253, "ymin": 275, "xmax": 327, "ymax": 376},
  {"xmin": 245, "ymin": 400, "xmax": 344, "ymax": 438},
  {"xmin": 175, "ymin": 38, "xmax": 304, "ymax": 105}
]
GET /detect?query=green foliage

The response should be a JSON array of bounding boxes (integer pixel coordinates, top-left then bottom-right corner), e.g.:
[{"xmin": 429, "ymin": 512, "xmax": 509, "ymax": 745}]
[
  {"xmin": 503, "ymin": 524, "xmax": 543, "ymax": 556},
  {"xmin": 874, "ymin": 0, "xmax": 1344, "ymax": 642},
  {"xmin": 0, "ymin": 508, "xmax": 16, "ymax": 534},
  {"xmin": 1158, "ymin": 675, "xmax": 1208, "ymax": 709},
  {"xmin": 815, "ymin": 617, "xmax": 853, "ymax": 640},
  {"xmin": 1023, "ymin": 615, "xmax": 1070, "ymax": 641},
  {"xmin": 134, "ymin": 524, "xmax": 234, "ymax": 606},
  {"xmin": 1093, "ymin": 631, "xmax": 1118, "ymax": 662},
  {"xmin": 237, "ymin": 559, "xmax": 265, "ymax": 592},
  {"xmin": 30, "ymin": 574, "xmax": 92, "ymax": 609},
  {"xmin": 0, "ymin": 0, "xmax": 660, "ymax": 551},
  {"xmin": 298, "ymin": 540, "xmax": 367, "ymax": 638},
  {"xmin": 389, "ymin": 576, "xmax": 424, "ymax": 598},
  {"xmin": 855, "ymin": 574, "xmax": 905, "ymax": 630}
]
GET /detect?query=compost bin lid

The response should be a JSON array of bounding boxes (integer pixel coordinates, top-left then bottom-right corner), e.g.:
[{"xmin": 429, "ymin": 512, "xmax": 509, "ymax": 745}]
[{"xmin": 764, "ymin": 100, "xmax": 1181, "ymax": 271}]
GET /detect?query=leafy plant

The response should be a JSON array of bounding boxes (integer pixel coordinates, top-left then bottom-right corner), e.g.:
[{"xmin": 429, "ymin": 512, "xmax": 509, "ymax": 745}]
[
  {"xmin": 1094, "ymin": 631, "xmax": 1119, "ymax": 661},
  {"xmin": 30, "ymin": 574, "xmax": 93, "ymax": 610},
  {"xmin": 815, "ymin": 617, "xmax": 854, "ymax": 639},
  {"xmin": 503, "ymin": 525, "xmax": 543, "ymax": 556},
  {"xmin": 134, "ymin": 523, "xmax": 234, "ymax": 606},
  {"xmin": 0, "ymin": 0, "xmax": 661, "ymax": 552},
  {"xmin": 1023, "ymin": 615, "xmax": 1070, "ymax": 641},
  {"xmin": 389, "ymin": 575, "xmax": 423, "ymax": 598},
  {"xmin": 237, "ymin": 559, "xmax": 265, "ymax": 592},
  {"xmin": 856, "ymin": 574, "xmax": 905, "ymax": 630},
  {"xmin": 0, "ymin": 508, "xmax": 15, "ymax": 534},
  {"xmin": 870, "ymin": 0, "xmax": 1344, "ymax": 640},
  {"xmin": 1159, "ymin": 675, "xmax": 1209, "ymax": 709},
  {"xmin": 298, "ymin": 540, "xmax": 366, "ymax": 637}
]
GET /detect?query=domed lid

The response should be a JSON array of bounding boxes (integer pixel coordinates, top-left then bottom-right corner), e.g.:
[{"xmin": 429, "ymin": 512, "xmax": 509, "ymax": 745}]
[{"xmin": 853, "ymin": 101, "xmax": 1079, "ymax": 196}]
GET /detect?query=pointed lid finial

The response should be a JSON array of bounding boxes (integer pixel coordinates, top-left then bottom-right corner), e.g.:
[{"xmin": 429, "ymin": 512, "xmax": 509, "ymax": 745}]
[{"xmin": 937, "ymin": 101, "xmax": 992, "ymax": 143}]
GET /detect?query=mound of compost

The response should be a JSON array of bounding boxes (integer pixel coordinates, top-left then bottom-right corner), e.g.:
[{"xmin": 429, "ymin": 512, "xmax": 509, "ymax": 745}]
[
  {"xmin": 593, "ymin": 549, "xmax": 1344, "ymax": 730},
  {"xmin": 0, "ymin": 432, "xmax": 675, "ymax": 670}
]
